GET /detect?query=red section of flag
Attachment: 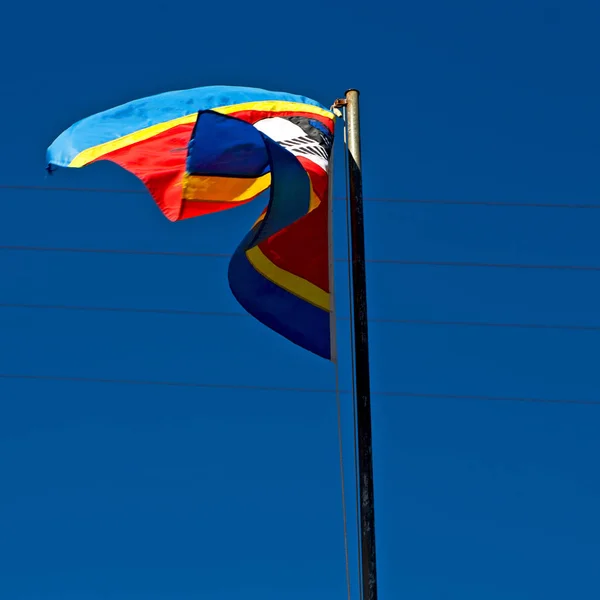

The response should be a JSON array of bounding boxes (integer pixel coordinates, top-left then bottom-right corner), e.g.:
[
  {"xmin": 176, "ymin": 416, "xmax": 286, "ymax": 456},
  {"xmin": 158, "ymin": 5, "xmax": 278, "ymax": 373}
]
[
  {"xmin": 257, "ymin": 156, "xmax": 330, "ymax": 292},
  {"xmin": 96, "ymin": 122, "xmax": 247, "ymax": 221}
]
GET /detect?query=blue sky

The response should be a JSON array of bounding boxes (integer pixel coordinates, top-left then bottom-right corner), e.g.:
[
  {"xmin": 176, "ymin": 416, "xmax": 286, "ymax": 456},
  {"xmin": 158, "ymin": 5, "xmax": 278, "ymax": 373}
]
[{"xmin": 2, "ymin": 0, "xmax": 600, "ymax": 598}]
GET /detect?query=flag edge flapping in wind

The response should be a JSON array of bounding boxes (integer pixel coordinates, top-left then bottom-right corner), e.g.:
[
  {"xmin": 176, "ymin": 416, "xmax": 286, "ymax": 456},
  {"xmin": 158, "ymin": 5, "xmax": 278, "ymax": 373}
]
[{"xmin": 46, "ymin": 85, "xmax": 337, "ymax": 360}]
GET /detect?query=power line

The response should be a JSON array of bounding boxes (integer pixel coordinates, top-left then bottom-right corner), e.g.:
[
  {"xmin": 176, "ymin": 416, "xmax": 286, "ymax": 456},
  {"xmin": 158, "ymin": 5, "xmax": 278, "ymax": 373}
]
[
  {"xmin": 0, "ymin": 184, "xmax": 147, "ymax": 196},
  {"xmin": 2, "ymin": 183, "xmax": 600, "ymax": 210},
  {"xmin": 0, "ymin": 372, "xmax": 598, "ymax": 406},
  {"xmin": 0, "ymin": 244, "xmax": 231, "ymax": 259},
  {"xmin": 374, "ymin": 389, "xmax": 600, "ymax": 407},
  {"xmin": 0, "ymin": 302, "xmax": 247, "ymax": 319},
  {"xmin": 2, "ymin": 244, "xmax": 600, "ymax": 272},
  {"xmin": 368, "ymin": 258, "xmax": 600, "ymax": 272},
  {"xmin": 358, "ymin": 197, "xmax": 600, "ymax": 210},
  {"xmin": 0, "ymin": 373, "xmax": 335, "ymax": 395},
  {"xmin": 364, "ymin": 317, "xmax": 600, "ymax": 332},
  {"xmin": 2, "ymin": 302, "xmax": 600, "ymax": 333}
]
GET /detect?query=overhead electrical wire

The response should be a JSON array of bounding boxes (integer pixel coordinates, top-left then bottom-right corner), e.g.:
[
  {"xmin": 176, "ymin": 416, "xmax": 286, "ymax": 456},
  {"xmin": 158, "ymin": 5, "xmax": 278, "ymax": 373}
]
[
  {"xmin": 2, "ymin": 183, "xmax": 600, "ymax": 210},
  {"xmin": 0, "ymin": 373, "xmax": 598, "ymax": 406},
  {"xmin": 1, "ymin": 302, "xmax": 598, "ymax": 333},
  {"xmin": 2, "ymin": 244, "xmax": 600, "ymax": 272}
]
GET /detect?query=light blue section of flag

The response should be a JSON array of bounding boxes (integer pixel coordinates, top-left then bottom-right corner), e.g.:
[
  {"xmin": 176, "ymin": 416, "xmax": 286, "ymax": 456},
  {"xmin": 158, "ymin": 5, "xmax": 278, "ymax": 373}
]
[{"xmin": 46, "ymin": 85, "xmax": 329, "ymax": 168}]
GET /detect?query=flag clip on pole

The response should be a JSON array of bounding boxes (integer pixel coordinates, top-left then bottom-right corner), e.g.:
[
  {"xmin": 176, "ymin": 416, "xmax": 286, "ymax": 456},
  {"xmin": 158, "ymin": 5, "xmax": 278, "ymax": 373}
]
[{"xmin": 342, "ymin": 89, "xmax": 379, "ymax": 600}]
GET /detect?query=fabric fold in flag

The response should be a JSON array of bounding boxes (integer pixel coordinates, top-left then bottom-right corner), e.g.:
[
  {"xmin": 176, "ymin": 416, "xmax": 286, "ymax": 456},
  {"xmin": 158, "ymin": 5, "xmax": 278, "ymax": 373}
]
[{"xmin": 46, "ymin": 85, "xmax": 336, "ymax": 360}]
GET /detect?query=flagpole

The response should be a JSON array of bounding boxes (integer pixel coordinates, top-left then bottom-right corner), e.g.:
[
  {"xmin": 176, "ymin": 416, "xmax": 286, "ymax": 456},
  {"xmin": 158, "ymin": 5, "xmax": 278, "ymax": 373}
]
[{"xmin": 344, "ymin": 89, "xmax": 378, "ymax": 600}]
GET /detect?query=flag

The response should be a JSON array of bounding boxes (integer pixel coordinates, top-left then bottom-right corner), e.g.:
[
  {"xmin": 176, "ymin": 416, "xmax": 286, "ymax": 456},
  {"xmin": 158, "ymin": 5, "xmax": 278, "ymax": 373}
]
[{"xmin": 47, "ymin": 85, "xmax": 336, "ymax": 359}]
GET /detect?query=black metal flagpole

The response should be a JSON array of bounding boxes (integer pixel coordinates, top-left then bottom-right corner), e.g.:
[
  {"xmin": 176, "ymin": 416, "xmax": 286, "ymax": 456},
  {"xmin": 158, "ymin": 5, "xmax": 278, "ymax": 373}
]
[{"xmin": 343, "ymin": 89, "xmax": 378, "ymax": 600}]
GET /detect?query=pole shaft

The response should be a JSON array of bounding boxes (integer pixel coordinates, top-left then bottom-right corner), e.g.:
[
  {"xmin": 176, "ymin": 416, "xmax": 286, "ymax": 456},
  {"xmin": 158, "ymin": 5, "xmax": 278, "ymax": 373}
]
[{"xmin": 345, "ymin": 89, "xmax": 378, "ymax": 600}]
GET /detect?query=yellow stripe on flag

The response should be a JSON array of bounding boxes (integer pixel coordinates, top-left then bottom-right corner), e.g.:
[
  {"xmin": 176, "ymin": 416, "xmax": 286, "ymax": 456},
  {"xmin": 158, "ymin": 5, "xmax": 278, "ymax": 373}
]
[
  {"xmin": 183, "ymin": 173, "xmax": 271, "ymax": 202},
  {"xmin": 246, "ymin": 246, "xmax": 330, "ymax": 312},
  {"xmin": 69, "ymin": 102, "xmax": 334, "ymax": 168}
]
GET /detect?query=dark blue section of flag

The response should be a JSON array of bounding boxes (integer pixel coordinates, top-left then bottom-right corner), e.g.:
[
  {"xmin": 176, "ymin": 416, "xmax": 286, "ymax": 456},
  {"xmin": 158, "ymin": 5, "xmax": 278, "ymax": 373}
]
[
  {"xmin": 228, "ymin": 243, "xmax": 331, "ymax": 360},
  {"xmin": 187, "ymin": 111, "xmax": 269, "ymax": 177}
]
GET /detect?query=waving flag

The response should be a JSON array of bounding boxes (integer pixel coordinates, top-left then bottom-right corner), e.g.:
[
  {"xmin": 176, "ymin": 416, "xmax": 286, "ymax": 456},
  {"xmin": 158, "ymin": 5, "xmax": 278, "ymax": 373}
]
[{"xmin": 47, "ymin": 86, "xmax": 336, "ymax": 359}]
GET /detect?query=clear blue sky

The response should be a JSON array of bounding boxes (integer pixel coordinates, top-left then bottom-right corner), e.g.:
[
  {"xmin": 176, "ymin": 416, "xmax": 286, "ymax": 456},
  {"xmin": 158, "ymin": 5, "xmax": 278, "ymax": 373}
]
[{"xmin": 2, "ymin": 1, "xmax": 600, "ymax": 598}]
